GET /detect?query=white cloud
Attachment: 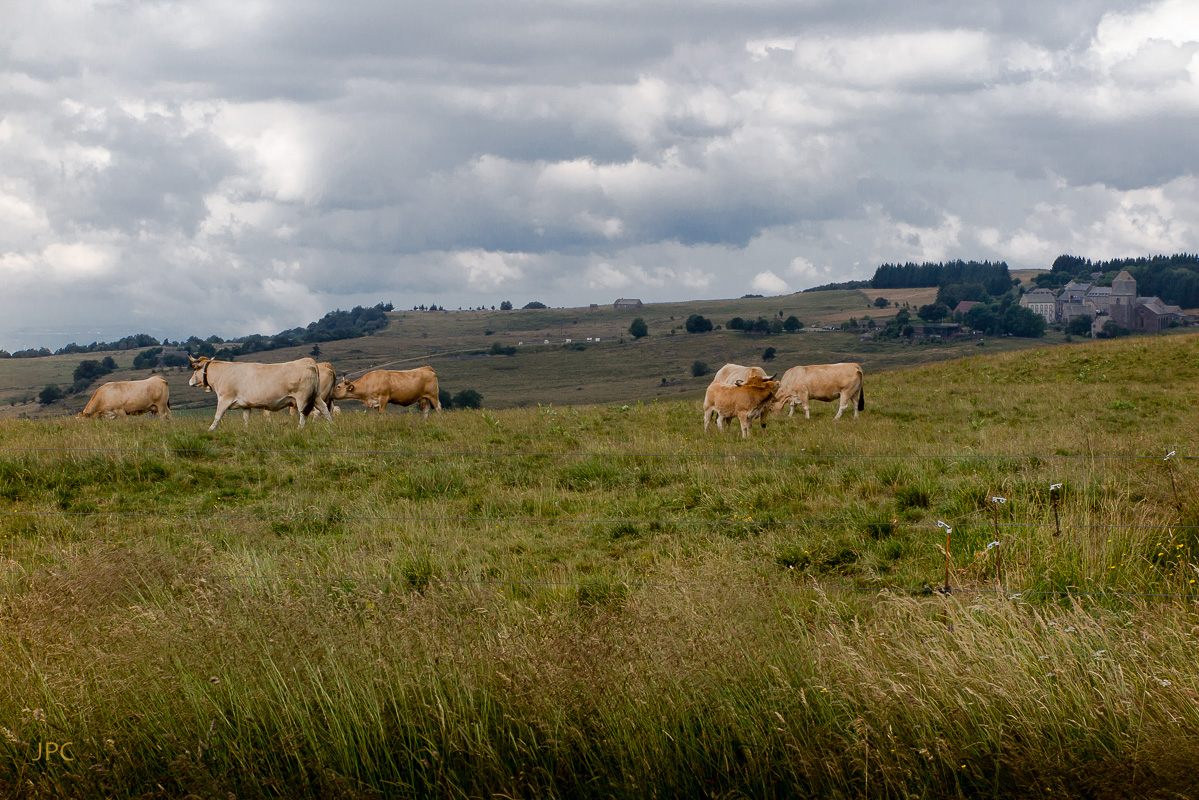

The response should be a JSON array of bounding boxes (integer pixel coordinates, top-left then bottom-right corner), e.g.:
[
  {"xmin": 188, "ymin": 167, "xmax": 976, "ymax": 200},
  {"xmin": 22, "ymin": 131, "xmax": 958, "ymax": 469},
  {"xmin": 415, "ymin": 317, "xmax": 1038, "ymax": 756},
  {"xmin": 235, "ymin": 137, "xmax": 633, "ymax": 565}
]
[
  {"xmin": 456, "ymin": 250, "xmax": 527, "ymax": 291},
  {"xmin": 750, "ymin": 270, "xmax": 790, "ymax": 295}
]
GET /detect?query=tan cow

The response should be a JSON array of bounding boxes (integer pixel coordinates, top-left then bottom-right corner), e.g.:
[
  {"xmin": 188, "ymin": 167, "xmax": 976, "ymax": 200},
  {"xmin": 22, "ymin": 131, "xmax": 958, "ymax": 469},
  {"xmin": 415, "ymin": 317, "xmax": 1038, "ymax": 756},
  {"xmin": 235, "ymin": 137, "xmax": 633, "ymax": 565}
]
[
  {"xmin": 711, "ymin": 363, "xmax": 772, "ymax": 385},
  {"xmin": 702, "ymin": 373, "xmax": 780, "ymax": 438},
  {"xmin": 78, "ymin": 376, "xmax": 171, "ymax": 420},
  {"xmin": 772, "ymin": 362, "xmax": 865, "ymax": 420},
  {"xmin": 188, "ymin": 356, "xmax": 331, "ymax": 431},
  {"xmin": 333, "ymin": 367, "xmax": 441, "ymax": 418}
]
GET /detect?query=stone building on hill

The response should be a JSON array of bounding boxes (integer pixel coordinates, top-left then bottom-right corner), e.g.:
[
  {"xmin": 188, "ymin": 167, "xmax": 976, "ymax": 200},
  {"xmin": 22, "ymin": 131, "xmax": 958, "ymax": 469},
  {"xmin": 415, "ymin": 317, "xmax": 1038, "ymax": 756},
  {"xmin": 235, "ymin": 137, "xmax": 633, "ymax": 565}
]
[{"xmin": 1044, "ymin": 270, "xmax": 1188, "ymax": 333}]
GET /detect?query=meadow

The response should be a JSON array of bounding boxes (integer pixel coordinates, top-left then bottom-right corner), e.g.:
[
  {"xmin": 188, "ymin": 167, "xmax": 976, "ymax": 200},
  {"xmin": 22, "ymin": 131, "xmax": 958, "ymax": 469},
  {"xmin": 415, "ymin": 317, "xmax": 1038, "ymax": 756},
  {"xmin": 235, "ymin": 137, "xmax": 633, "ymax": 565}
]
[{"xmin": 2, "ymin": 332, "xmax": 1199, "ymax": 798}]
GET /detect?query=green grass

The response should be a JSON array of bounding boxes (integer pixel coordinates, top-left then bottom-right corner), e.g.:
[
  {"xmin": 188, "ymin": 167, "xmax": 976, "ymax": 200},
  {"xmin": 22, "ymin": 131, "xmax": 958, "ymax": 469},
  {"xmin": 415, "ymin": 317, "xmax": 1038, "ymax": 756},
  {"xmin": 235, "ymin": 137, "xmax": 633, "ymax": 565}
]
[{"xmin": 2, "ymin": 334, "xmax": 1199, "ymax": 797}]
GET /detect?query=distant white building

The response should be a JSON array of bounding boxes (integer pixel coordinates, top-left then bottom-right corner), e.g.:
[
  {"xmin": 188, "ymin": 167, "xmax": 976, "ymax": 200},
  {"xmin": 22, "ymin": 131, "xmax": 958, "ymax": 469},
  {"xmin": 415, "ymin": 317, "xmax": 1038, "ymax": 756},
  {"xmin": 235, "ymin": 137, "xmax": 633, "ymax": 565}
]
[{"xmin": 1019, "ymin": 288, "xmax": 1058, "ymax": 323}]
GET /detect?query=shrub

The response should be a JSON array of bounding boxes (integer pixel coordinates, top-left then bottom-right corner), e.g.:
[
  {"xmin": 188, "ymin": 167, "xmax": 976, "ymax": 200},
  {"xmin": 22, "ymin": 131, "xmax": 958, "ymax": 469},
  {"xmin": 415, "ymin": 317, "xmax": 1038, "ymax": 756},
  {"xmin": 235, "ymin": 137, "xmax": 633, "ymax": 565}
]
[
  {"xmin": 522, "ymin": 301, "xmax": 547, "ymax": 309},
  {"xmin": 628, "ymin": 318, "xmax": 648, "ymax": 339},
  {"xmin": 762, "ymin": 347, "xmax": 776, "ymax": 361},
  {"xmin": 452, "ymin": 389, "xmax": 483, "ymax": 409},
  {"xmin": 691, "ymin": 360, "xmax": 709, "ymax": 377},
  {"xmin": 38, "ymin": 385, "xmax": 64, "ymax": 405},
  {"xmin": 684, "ymin": 314, "xmax": 713, "ymax": 334}
]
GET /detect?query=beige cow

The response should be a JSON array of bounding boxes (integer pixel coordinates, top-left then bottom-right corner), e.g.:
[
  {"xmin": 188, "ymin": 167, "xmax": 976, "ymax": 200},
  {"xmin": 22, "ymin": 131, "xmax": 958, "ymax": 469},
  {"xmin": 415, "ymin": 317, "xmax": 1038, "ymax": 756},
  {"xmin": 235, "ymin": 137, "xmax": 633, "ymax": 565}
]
[
  {"xmin": 702, "ymin": 373, "xmax": 780, "ymax": 438},
  {"xmin": 333, "ymin": 366, "xmax": 441, "ymax": 418},
  {"xmin": 188, "ymin": 356, "xmax": 331, "ymax": 431},
  {"xmin": 772, "ymin": 362, "xmax": 865, "ymax": 420},
  {"xmin": 78, "ymin": 376, "xmax": 171, "ymax": 420}
]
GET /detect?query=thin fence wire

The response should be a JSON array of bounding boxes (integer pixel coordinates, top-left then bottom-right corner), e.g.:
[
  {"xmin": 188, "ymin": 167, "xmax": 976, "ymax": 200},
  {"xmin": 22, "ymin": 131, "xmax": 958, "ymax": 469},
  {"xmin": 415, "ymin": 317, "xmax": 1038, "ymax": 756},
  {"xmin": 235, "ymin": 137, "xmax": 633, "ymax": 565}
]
[
  {"xmin": 0, "ymin": 445, "xmax": 1195, "ymax": 460},
  {"xmin": 0, "ymin": 507, "xmax": 1195, "ymax": 530}
]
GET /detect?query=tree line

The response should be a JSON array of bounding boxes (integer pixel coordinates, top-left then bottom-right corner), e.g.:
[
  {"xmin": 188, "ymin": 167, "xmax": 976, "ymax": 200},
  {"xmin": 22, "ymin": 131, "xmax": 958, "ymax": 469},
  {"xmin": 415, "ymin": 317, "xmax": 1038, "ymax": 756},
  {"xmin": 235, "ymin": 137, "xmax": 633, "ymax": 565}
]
[
  {"xmin": 870, "ymin": 260, "xmax": 1015, "ymax": 295},
  {"xmin": 3, "ymin": 304, "xmax": 394, "ymax": 361}
]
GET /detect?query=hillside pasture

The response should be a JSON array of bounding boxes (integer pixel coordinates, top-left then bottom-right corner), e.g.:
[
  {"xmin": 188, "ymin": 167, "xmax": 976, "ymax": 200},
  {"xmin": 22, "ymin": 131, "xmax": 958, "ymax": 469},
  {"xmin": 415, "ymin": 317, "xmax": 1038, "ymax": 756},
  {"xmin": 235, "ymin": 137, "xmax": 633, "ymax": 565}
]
[
  {"xmin": 2, "ymin": 334, "xmax": 1199, "ymax": 798},
  {"xmin": 2, "ymin": 290, "xmax": 1064, "ymax": 418}
]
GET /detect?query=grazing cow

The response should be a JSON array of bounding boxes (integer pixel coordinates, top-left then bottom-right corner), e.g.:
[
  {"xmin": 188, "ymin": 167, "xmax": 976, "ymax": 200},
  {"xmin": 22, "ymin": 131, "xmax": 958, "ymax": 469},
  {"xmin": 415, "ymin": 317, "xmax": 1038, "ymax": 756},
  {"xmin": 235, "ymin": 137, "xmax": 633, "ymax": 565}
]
[
  {"xmin": 711, "ymin": 363, "xmax": 772, "ymax": 386},
  {"xmin": 772, "ymin": 362, "xmax": 865, "ymax": 420},
  {"xmin": 333, "ymin": 366, "xmax": 441, "ymax": 418},
  {"xmin": 702, "ymin": 373, "xmax": 780, "ymax": 438},
  {"xmin": 78, "ymin": 376, "xmax": 171, "ymax": 420},
  {"xmin": 188, "ymin": 356, "xmax": 331, "ymax": 432}
]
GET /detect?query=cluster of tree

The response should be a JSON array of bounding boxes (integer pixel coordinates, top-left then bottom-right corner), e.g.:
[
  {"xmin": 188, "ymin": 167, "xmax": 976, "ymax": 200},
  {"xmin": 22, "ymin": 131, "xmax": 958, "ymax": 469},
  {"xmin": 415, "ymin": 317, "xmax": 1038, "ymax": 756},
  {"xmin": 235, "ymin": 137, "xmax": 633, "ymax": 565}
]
[
  {"xmin": 1037, "ymin": 253, "xmax": 1199, "ymax": 309},
  {"xmin": 200, "ymin": 304, "xmax": 393, "ymax": 358},
  {"xmin": 489, "ymin": 342, "xmax": 517, "ymax": 356},
  {"xmin": 522, "ymin": 301, "xmax": 548, "ymax": 309},
  {"xmin": 727, "ymin": 316, "xmax": 783, "ymax": 334},
  {"xmin": 871, "ymin": 260, "xmax": 1014, "ymax": 296},
  {"xmin": 72, "ymin": 357, "xmax": 118, "ymax": 392},
  {"xmin": 437, "ymin": 388, "xmax": 483, "ymax": 410},
  {"xmin": 684, "ymin": 314, "xmax": 713, "ymax": 333},
  {"xmin": 803, "ymin": 279, "xmax": 871, "ymax": 292},
  {"xmin": 959, "ymin": 299, "xmax": 1046, "ymax": 338},
  {"xmin": 413, "ymin": 304, "xmax": 444, "ymax": 311},
  {"xmin": 54, "ymin": 333, "xmax": 162, "ymax": 356},
  {"xmin": 1, "ymin": 347, "xmax": 52, "ymax": 359}
]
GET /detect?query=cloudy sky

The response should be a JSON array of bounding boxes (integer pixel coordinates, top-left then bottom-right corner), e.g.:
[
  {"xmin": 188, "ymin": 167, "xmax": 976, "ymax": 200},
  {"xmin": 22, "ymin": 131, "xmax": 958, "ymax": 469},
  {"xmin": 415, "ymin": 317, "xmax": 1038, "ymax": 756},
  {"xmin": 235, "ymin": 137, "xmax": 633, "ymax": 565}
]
[{"xmin": 2, "ymin": 0, "xmax": 1198, "ymax": 350}]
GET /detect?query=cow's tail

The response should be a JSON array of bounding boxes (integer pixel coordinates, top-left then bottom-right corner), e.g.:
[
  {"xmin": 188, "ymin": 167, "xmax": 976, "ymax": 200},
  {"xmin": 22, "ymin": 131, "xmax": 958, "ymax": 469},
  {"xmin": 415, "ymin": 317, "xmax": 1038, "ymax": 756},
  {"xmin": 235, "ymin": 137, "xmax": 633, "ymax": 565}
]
[
  {"xmin": 858, "ymin": 378, "xmax": 865, "ymax": 411},
  {"xmin": 301, "ymin": 393, "xmax": 317, "ymax": 417}
]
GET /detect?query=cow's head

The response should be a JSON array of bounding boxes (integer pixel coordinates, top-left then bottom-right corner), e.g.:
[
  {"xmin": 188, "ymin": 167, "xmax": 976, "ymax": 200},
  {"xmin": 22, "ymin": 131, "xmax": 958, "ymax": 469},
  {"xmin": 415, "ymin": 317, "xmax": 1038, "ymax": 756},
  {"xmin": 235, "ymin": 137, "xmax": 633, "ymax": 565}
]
[
  {"xmin": 188, "ymin": 356, "xmax": 211, "ymax": 389},
  {"xmin": 332, "ymin": 380, "xmax": 355, "ymax": 400}
]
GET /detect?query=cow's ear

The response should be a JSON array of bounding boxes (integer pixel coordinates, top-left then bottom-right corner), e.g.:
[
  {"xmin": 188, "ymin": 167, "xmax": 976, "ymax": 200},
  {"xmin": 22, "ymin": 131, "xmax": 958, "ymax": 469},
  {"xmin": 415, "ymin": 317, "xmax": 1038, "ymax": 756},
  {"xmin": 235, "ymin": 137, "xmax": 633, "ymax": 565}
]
[
  {"xmin": 345, "ymin": 382, "xmax": 354, "ymax": 392},
  {"xmin": 734, "ymin": 379, "xmax": 744, "ymax": 386}
]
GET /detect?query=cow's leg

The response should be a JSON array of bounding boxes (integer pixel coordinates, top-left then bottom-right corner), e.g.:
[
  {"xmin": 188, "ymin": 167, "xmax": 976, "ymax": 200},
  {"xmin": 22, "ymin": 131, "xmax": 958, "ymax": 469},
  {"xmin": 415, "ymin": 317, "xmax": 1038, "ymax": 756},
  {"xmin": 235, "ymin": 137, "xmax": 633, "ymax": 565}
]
[
  {"xmin": 314, "ymin": 395, "xmax": 333, "ymax": 423},
  {"xmin": 834, "ymin": 394, "xmax": 846, "ymax": 420},
  {"xmin": 420, "ymin": 398, "xmax": 431, "ymax": 420},
  {"xmin": 377, "ymin": 397, "xmax": 389, "ymax": 414},
  {"xmin": 209, "ymin": 398, "xmax": 236, "ymax": 432},
  {"xmin": 243, "ymin": 409, "xmax": 252, "ymax": 425},
  {"xmin": 739, "ymin": 413, "xmax": 750, "ymax": 439},
  {"xmin": 788, "ymin": 400, "xmax": 795, "ymax": 417},
  {"xmin": 804, "ymin": 401, "xmax": 811, "ymax": 420}
]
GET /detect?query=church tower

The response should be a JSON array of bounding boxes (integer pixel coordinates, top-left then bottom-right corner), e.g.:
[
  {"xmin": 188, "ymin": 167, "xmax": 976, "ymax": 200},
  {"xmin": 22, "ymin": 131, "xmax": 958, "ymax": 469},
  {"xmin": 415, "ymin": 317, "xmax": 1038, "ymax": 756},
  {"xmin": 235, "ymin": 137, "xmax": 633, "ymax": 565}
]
[{"xmin": 1111, "ymin": 270, "xmax": 1136, "ymax": 329}]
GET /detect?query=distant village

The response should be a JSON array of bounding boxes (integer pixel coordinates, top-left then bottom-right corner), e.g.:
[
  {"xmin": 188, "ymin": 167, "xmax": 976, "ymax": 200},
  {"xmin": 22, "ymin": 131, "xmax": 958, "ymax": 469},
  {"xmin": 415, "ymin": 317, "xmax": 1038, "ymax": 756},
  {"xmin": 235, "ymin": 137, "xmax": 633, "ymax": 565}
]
[{"xmin": 1016, "ymin": 270, "xmax": 1190, "ymax": 335}]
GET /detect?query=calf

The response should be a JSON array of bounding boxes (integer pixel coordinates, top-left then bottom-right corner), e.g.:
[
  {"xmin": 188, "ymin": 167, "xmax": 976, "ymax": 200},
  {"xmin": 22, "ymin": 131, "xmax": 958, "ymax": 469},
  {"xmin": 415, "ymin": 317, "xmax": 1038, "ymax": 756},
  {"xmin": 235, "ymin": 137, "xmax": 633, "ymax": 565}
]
[{"xmin": 702, "ymin": 374, "xmax": 780, "ymax": 438}]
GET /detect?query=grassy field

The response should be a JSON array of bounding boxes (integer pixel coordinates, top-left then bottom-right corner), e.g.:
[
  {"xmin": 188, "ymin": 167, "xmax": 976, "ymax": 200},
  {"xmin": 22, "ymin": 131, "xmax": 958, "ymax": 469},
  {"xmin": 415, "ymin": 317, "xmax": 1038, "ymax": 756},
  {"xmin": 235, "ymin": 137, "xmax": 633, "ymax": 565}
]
[
  {"xmin": 2, "ymin": 290, "xmax": 1061, "ymax": 417},
  {"xmin": 2, "ymin": 333, "xmax": 1199, "ymax": 798}
]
